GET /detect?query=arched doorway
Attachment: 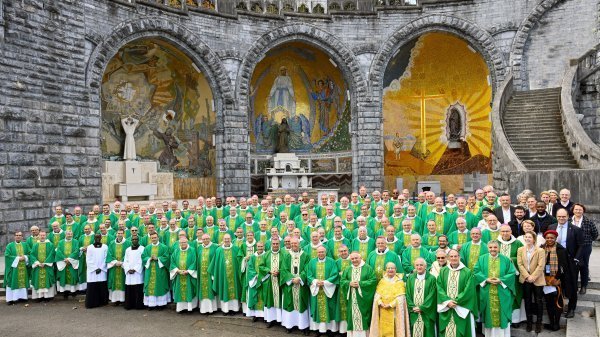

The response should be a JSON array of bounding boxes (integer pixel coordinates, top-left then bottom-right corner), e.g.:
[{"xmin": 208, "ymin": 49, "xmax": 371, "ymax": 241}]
[
  {"xmin": 382, "ymin": 32, "xmax": 493, "ymax": 193},
  {"xmin": 101, "ymin": 38, "xmax": 217, "ymax": 200},
  {"xmin": 248, "ymin": 41, "xmax": 352, "ymax": 193}
]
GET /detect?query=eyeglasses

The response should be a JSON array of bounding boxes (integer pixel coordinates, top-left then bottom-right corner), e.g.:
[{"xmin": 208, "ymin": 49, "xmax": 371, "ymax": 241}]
[{"xmin": 437, "ymin": 257, "xmax": 446, "ymax": 260}]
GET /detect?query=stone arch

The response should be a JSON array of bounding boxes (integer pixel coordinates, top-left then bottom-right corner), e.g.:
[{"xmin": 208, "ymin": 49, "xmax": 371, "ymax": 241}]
[
  {"xmin": 236, "ymin": 23, "xmax": 371, "ymax": 191},
  {"xmin": 86, "ymin": 17, "xmax": 244, "ymax": 197},
  {"xmin": 370, "ymin": 14, "xmax": 507, "ymax": 98},
  {"xmin": 509, "ymin": 0, "xmax": 564, "ymax": 90}
]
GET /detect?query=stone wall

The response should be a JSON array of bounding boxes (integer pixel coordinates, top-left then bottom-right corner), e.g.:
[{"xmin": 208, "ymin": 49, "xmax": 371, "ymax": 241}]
[
  {"xmin": 578, "ymin": 73, "xmax": 600, "ymax": 144},
  {"xmin": 0, "ymin": 0, "xmax": 598, "ymax": 249}
]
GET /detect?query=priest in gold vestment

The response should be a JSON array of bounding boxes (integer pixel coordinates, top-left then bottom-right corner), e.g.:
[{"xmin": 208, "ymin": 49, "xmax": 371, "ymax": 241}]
[{"xmin": 370, "ymin": 262, "xmax": 411, "ymax": 337}]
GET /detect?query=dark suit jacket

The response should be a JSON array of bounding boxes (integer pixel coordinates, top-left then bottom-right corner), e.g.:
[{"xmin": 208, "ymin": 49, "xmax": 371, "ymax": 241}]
[
  {"xmin": 552, "ymin": 200, "xmax": 575, "ymax": 217},
  {"xmin": 548, "ymin": 222, "xmax": 583, "ymax": 261},
  {"xmin": 529, "ymin": 213, "xmax": 558, "ymax": 234},
  {"xmin": 493, "ymin": 206, "xmax": 516, "ymax": 224}
]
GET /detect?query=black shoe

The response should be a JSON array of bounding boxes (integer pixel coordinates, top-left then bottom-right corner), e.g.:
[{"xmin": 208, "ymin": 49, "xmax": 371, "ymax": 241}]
[
  {"xmin": 267, "ymin": 321, "xmax": 276, "ymax": 328},
  {"xmin": 580, "ymin": 287, "xmax": 587, "ymax": 295},
  {"xmin": 303, "ymin": 329, "xmax": 310, "ymax": 336},
  {"xmin": 7, "ymin": 301, "xmax": 14, "ymax": 306},
  {"xmin": 544, "ymin": 323, "xmax": 554, "ymax": 330},
  {"xmin": 552, "ymin": 324, "xmax": 561, "ymax": 331},
  {"xmin": 526, "ymin": 322, "xmax": 532, "ymax": 332},
  {"xmin": 252, "ymin": 317, "xmax": 258, "ymax": 322},
  {"xmin": 565, "ymin": 310, "xmax": 575, "ymax": 318},
  {"xmin": 535, "ymin": 322, "xmax": 542, "ymax": 333},
  {"xmin": 286, "ymin": 329, "xmax": 293, "ymax": 334},
  {"xmin": 511, "ymin": 323, "xmax": 521, "ymax": 328}
]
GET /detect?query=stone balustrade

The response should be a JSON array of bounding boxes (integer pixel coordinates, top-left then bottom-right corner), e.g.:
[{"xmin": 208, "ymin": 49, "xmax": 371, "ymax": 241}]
[{"xmin": 115, "ymin": 0, "xmax": 465, "ymax": 15}]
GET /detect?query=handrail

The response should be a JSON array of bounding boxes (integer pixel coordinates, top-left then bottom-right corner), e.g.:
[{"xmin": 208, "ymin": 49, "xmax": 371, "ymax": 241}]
[
  {"xmin": 560, "ymin": 64, "xmax": 600, "ymax": 168},
  {"xmin": 491, "ymin": 71, "xmax": 527, "ymax": 172}
]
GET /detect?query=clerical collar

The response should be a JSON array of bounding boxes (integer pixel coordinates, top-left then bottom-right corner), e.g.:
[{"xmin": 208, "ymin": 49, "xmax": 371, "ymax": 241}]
[
  {"xmin": 246, "ymin": 240, "xmax": 256, "ymax": 246},
  {"xmin": 412, "ymin": 245, "xmax": 421, "ymax": 249},
  {"xmin": 376, "ymin": 248, "xmax": 389, "ymax": 255},
  {"xmin": 334, "ymin": 236, "xmax": 344, "ymax": 242},
  {"xmin": 432, "ymin": 209, "xmax": 446, "ymax": 215},
  {"xmin": 448, "ymin": 262, "xmax": 465, "ymax": 271},
  {"xmin": 498, "ymin": 236, "xmax": 516, "ymax": 244},
  {"xmin": 405, "ymin": 215, "xmax": 416, "ymax": 220},
  {"xmin": 416, "ymin": 273, "xmax": 426, "ymax": 280},
  {"xmin": 458, "ymin": 229, "xmax": 468, "ymax": 234},
  {"xmin": 403, "ymin": 230, "xmax": 412, "ymax": 235},
  {"xmin": 457, "ymin": 210, "xmax": 467, "ymax": 215},
  {"xmin": 472, "ymin": 241, "xmax": 481, "ymax": 245},
  {"xmin": 151, "ymin": 242, "xmax": 159, "ymax": 246},
  {"xmin": 180, "ymin": 246, "xmax": 189, "ymax": 252},
  {"xmin": 222, "ymin": 244, "xmax": 232, "ymax": 249},
  {"xmin": 318, "ymin": 258, "xmax": 326, "ymax": 262},
  {"xmin": 116, "ymin": 238, "xmax": 124, "ymax": 244},
  {"xmin": 202, "ymin": 242, "xmax": 212, "ymax": 248},
  {"xmin": 386, "ymin": 236, "xmax": 397, "ymax": 243},
  {"xmin": 311, "ymin": 242, "xmax": 322, "ymax": 249},
  {"xmin": 271, "ymin": 249, "xmax": 280, "ymax": 254},
  {"xmin": 353, "ymin": 261, "xmax": 365, "ymax": 268},
  {"xmin": 488, "ymin": 227, "xmax": 499, "ymax": 232},
  {"xmin": 358, "ymin": 237, "xmax": 369, "ymax": 243}
]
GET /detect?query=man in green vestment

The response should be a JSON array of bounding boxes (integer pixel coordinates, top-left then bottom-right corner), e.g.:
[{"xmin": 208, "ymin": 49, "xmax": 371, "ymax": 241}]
[
  {"xmin": 307, "ymin": 246, "xmax": 340, "ymax": 334},
  {"xmin": 436, "ymin": 249, "xmax": 478, "ymax": 337},
  {"xmin": 107, "ymin": 229, "xmax": 131, "ymax": 304},
  {"xmin": 63, "ymin": 213, "xmax": 81, "ymax": 239},
  {"xmin": 304, "ymin": 231, "xmax": 326, "ymax": 259},
  {"xmin": 142, "ymin": 232, "xmax": 170, "ymax": 309},
  {"xmin": 246, "ymin": 241, "xmax": 267, "ymax": 320},
  {"xmin": 209, "ymin": 234, "xmax": 242, "ymax": 314},
  {"xmin": 481, "ymin": 215, "xmax": 501, "ymax": 243},
  {"xmin": 406, "ymin": 258, "xmax": 437, "ymax": 337},
  {"xmin": 30, "ymin": 231, "xmax": 56, "ymax": 301},
  {"xmin": 453, "ymin": 197, "xmax": 478, "ymax": 229},
  {"xmin": 447, "ymin": 217, "xmax": 471, "ymax": 252},
  {"xmin": 426, "ymin": 198, "xmax": 455, "ymax": 235},
  {"xmin": 26, "ymin": 225, "xmax": 40, "ymax": 250},
  {"xmin": 459, "ymin": 227, "xmax": 489, "ymax": 271},
  {"xmin": 351, "ymin": 227, "xmax": 375, "ymax": 261},
  {"xmin": 326, "ymin": 226, "xmax": 351, "ymax": 260},
  {"xmin": 335, "ymin": 245, "xmax": 352, "ymax": 334},
  {"xmin": 48, "ymin": 205, "xmax": 66, "ymax": 227},
  {"xmin": 281, "ymin": 237, "xmax": 311, "ymax": 334},
  {"xmin": 261, "ymin": 237, "xmax": 284, "ymax": 326},
  {"xmin": 170, "ymin": 237, "xmax": 198, "ymax": 312},
  {"xmin": 473, "ymin": 240, "xmax": 517, "ymax": 337},
  {"xmin": 367, "ymin": 236, "xmax": 402, "ymax": 281},
  {"xmin": 55, "ymin": 230, "xmax": 79, "ymax": 298},
  {"xmin": 196, "ymin": 234, "xmax": 218, "ymax": 313},
  {"xmin": 4, "ymin": 232, "xmax": 30, "ymax": 304},
  {"xmin": 340, "ymin": 252, "xmax": 377, "ymax": 337},
  {"xmin": 48, "ymin": 221, "xmax": 65, "ymax": 249},
  {"xmin": 497, "ymin": 224, "xmax": 524, "ymax": 326},
  {"xmin": 402, "ymin": 234, "xmax": 433, "ymax": 274},
  {"xmin": 78, "ymin": 224, "xmax": 95, "ymax": 292}
]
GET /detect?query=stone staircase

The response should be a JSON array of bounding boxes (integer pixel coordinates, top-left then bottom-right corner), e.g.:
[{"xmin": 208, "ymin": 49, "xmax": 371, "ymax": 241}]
[{"xmin": 502, "ymin": 88, "xmax": 580, "ymax": 170}]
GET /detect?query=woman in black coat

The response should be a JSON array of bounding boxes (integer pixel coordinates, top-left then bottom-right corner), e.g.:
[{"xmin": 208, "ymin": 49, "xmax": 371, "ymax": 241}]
[
  {"xmin": 571, "ymin": 203, "xmax": 599, "ymax": 294},
  {"xmin": 540, "ymin": 230, "xmax": 571, "ymax": 331}
]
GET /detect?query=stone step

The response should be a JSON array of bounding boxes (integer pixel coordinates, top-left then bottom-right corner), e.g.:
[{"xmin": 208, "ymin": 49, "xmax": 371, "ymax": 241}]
[
  {"xmin": 516, "ymin": 156, "xmax": 577, "ymax": 162},
  {"xmin": 509, "ymin": 149, "xmax": 574, "ymax": 155},
  {"xmin": 503, "ymin": 119, "xmax": 562, "ymax": 125},
  {"xmin": 566, "ymin": 309, "xmax": 598, "ymax": 337},
  {"xmin": 507, "ymin": 100, "xmax": 560, "ymax": 106},
  {"xmin": 505, "ymin": 131, "xmax": 565, "ymax": 137},
  {"xmin": 577, "ymin": 288, "xmax": 600, "ymax": 302},
  {"xmin": 505, "ymin": 106, "xmax": 561, "ymax": 111},
  {"xmin": 513, "ymin": 88, "xmax": 562, "ymax": 96},
  {"xmin": 525, "ymin": 165, "xmax": 580, "ymax": 170}
]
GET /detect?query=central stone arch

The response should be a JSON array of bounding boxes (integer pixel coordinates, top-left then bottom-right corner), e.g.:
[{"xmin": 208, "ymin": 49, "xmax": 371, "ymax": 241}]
[
  {"xmin": 236, "ymin": 23, "xmax": 377, "ymax": 192},
  {"xmin": 85, "ymin": 17, "xmax": 245, "ymax": 198}
]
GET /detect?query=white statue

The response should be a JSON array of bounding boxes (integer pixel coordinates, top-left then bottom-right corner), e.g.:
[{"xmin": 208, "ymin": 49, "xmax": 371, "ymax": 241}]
[
  {"xmin": 268, "ymin": 66, "xmax": 296, "ymax": 119},
  {"xmin": 121, "ymin": 116, "xmax": 139, "ymax": 160}
]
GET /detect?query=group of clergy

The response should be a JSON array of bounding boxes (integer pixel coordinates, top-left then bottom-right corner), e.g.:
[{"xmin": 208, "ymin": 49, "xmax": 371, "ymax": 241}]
[{"xmin": 4, "ymin": 185, "xmax": 588, "ymax": 337}]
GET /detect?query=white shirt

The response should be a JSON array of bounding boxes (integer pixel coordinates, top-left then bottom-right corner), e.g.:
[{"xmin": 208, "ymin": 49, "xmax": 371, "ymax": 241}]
[
  {"xmin": 86, "ymin": 244, "xmax": 108, "ymax": 282},
  {"xmin": 123, "ymin": 247, "xmax": 144, "ymax": 285},
  {"xmin": 557, "ymin": 223, "xmax": 568, "ymax": 248},
  {"xmin": 502, "ymin": 208, "xmax": 511, "ymax": 224}
]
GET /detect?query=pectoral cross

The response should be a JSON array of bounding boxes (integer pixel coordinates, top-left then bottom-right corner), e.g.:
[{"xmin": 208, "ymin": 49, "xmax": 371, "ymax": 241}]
[{"xmin": 402, "ymin": 90, "xmax": 445, "ymax": 160}]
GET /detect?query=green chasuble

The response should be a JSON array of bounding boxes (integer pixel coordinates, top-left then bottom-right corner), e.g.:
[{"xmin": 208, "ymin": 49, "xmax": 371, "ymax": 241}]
[
  {"xmin": 4, "ymin": 242, "xmax": 30, "ymax": 291},
  {"xmin": 209, "ymin": 245, "xmax": 242, "ymax": 302},
  {"xmin": 423, "ymin": 233, "xmax": 441, "ymax": 252},
  {"xmin": 107, "ymin": 239, "xmax": 131, "ymax": 292},
  {"xmin": 239, "ymin": 241, "xmax": 257, "ymax": 302},
  {"xmin": 161, "ymin": 229, "xmax": 181, "ymax": 251},
  {"xmin": 303, "ymin": 225, "xmax": 322, "ymax": 242},
  {"xmin": 203, "ymin": 225, "xmax": 217, "ymax": 243},
  {"xmin": 321, "ymin": 215, "xmax": 336, "ymax": 233},
  {"xmin": 481, "ymin": 228, "xmax": 500, "ymax": 243},
  {"xmin": 351, "ymin": 237, "xmax": 375, "ymax": 261},
  {"xmin": 401, "ymin": 215, "xmax": 425, "ymax": 237},
  {"xmin": 340, "ymin": 263, "xmax": 377, "ymax": 332},
  {"xmin": 366, "ymin": 249, "xmax": 402, "ymax": 281},
  {"xmin": 406, "ymin": 273, "xmax": 437, "ymax": 337},
  {"xmin": 55, "ymin": 239, "xmax": 80, "ymax": 288},
  {"xmin": 62, "ymin": 221, "xmax": 81, "ymax": 239},
  {"xmin": 448, "ymin": 230, "xmax": 471, "ymax": 250},
  {"xmin": 417, "ymin": 203, "xmax": 435, "ymax": 220},
  {"xmin": 141, "ymin": 243, "xmax": 170, "ymax": 297},
  {"xmin": 78, "ymin": 233, "xmax": 94, "ymax": 284},
  {"xmin": 303, "ymin": 243, "xmax": 326, "ymax": 260},
  {"xmin": 325, "ymin": 237, "xmax": 350, "ymax": 260},
  {"xmin": 196, "ymin": 243, "xmax": 217, "ymax": 301},
  {"xmin": 48, "ymin": 230, "xmax": 65, "ymax": 249},
  {"xmin": 26, "ymin": 235, "xmax": 40, "ymax": 251},
  {"xmin": 30, "ymin": 240, "xmax": 56, "ymax": 290},
  {"xmin": 402, "ymin": 246, "xmax": 432, "ymax": 274},
  {"xmin": 426, "ymin": 211, "xmax": 456, "ymax": 235},
  {"xmin": 307, "ymin": 257, "xmax": 339, "ymax": 323},
  {"xmin": 170, "ymin": 247, "xmax": 198, "ymax": 304},
  {"xmin": 49, "ymin": 214, "xmax": 66, "ymax": 227},
  {"xmin": 280, "ymin": 250, "xmax": 310, "ymax": 313},
  {"xmin": 335, "ymin": 258, "xmax": 352, "ymax": 323},
  {"xmin": 224, "ymin": 215, "xmax": 243, "ymax": 231},
  {"xmin": 436, "ymin": 263, "xmax": 478, "ymax": 337},
  {"xmin": 498, "ymin": 236, "xmax": 523, "ymax": 310},
  {"xmin": 246, "ymin": 252, "xmax": 267, "ymax": 311},
  {"xmin": 214, "ymin": 229, "xmax": 234, "ymax": 245},
  {"xmin": 452, "ymin": 211, "xmax": 477, "ymax": 230},
  {"xmin": 384, "ymin": 237, "xmax": 403, "ymax": 256},
  {"xmin": 473, "ymin": 254, "xmax": 516, "ymax": 330},
  {"xmin": 241, "ymin": 221, "xmax": 259, "ymax": 235},
  {"xmin": 260, "ymin": 250, "xmax": 283, "ymax": 309},
  {"xmin": 459, "ymin": 242, "xmax": 489, "ymax": 271},
  {"xmin": 397, "ymin": 231, "xmax": 419, "ymax": 255}
]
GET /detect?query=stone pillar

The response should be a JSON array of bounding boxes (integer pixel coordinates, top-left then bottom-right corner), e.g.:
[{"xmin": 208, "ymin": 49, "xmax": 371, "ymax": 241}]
[{"xmin": 353, "ymin": 100, "xmax": 383, "ymax": 192}]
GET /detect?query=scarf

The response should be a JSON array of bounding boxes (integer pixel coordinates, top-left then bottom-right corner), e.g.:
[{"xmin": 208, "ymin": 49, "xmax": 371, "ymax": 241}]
[{"xmin": 544, "ymin": 245, "xmax": 558, "ymax": 276}]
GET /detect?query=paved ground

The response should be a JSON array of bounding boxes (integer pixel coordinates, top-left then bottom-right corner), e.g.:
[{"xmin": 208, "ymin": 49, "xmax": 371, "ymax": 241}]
[{"xmin": 0, "ymin": 298, "xmax": 300, "ymax": 337}]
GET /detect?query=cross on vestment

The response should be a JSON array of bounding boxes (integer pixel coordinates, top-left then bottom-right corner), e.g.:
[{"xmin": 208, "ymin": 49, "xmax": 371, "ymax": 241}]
[{"xmin": 401, "ymin": 90, "xmax": 445, "ymax": 159}]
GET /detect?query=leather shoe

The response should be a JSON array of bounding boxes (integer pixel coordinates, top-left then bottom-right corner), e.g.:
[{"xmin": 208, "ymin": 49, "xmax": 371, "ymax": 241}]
[
  {"xmin": 565, "ymin": 310, "xmax": 575, "ymax": 318},
  {"xmin": 526, "ymin": 322, "xmax": 532, "ymax": 332},
  {"xmin": 579, "ymin": 287, "xmax": 587, "ymax": 295},
  {"xmin": 535, "ymin": 322, "xmax": 542, "ymax": 333}
]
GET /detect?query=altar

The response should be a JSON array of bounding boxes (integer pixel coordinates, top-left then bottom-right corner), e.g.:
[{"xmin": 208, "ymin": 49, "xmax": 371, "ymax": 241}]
[{"xmin": 265, "ymin": 153, "xmax": 314, "ymax": 190}]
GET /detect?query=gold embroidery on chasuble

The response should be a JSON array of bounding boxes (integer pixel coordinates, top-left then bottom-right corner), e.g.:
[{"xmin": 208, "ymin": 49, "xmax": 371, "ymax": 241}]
[
  {"xmin": 489, "ymin": 257, "xmax": 501, "ymax": 327},
  {"xmin": 413, "ymin": 278, "xmax": 426, "ymax": 337},
  {"xmin": 316, "ymin": 261, "xmax": 328, "ymax": 322},
  {"xmin": 350, "ymin": 267, "xmax": 363, "ymax": 331},
  {"xmin": 178, "ymin": 250, "xmax": 188, "ymax": 302}
]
